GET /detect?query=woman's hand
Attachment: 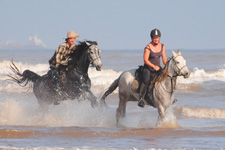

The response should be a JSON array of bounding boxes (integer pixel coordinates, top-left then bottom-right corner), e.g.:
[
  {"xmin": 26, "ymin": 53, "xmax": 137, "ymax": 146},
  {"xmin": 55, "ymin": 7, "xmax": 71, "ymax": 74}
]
[{"xmin": 154, "ymin": 66, "xmax": 160, "ymax": 71}]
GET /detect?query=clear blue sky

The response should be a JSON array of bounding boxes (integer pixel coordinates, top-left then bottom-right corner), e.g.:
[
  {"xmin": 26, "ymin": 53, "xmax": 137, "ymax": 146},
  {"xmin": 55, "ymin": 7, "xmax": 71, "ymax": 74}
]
[{"xmin": 1, "ymin": 0, "xmax": 225, "ymax": 50}]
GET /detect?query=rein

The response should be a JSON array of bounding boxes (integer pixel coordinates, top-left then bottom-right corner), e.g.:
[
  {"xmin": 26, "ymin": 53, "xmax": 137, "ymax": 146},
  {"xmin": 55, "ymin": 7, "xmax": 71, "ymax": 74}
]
[
  {"xmin": 159, "ymin": 55, "xmax": 187, "ymax": 94},
  {"xmin": 89, "ymin": 56, "xmax": 101, "ymax": 64},
  {"xmin": 162, "ymin": 75, "xmax": 176, "ymax": 93}
]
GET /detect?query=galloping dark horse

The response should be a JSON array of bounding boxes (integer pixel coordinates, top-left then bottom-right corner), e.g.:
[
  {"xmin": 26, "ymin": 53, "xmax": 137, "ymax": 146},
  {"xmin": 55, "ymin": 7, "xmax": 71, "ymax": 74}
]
[{"xmin": 8, "ymin": 41, "xmax": 102, "ymax": 109}]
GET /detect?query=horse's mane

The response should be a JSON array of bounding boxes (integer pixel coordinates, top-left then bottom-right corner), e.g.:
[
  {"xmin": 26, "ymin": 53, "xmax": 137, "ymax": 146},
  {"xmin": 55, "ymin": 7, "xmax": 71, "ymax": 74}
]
[
  {"xmin": 71, "ymin": 40, "xmax": 97, "ymax": 58},
  {"xmin": 154, "ymin": 58, "xmax": 172, "ymax": 83}
]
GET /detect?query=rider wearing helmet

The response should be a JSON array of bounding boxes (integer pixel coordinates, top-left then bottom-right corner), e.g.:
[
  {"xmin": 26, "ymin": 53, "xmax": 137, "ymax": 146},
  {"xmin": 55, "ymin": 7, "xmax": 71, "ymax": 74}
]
[{"xmin": 138, "ymin": 28, "xmax": 167, "ymax": 107}]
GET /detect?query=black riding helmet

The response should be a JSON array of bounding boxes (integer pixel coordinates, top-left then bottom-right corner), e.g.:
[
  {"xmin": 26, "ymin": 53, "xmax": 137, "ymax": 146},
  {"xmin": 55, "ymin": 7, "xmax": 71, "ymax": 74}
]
[{"xmin": 150, "ymin": 29, "xmax": 161, "ymax": 39}]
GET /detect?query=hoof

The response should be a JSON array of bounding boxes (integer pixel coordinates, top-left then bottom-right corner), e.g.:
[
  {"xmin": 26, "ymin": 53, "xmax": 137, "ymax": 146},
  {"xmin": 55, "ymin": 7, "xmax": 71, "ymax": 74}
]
[
  {"xmin": 138, "ymin": 100, "xmax": 145, "ymax": 108},
  {"xmin": 53, "ymin": 101, "xmax": 60, "ymax": 105},
  {"xmin": 172, "ymin": 99, "xmax": 177, "ymax": 104}
]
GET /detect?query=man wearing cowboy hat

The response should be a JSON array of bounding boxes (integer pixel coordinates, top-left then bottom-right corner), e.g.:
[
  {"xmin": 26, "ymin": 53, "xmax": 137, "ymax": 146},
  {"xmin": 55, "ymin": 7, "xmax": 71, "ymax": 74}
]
[
  {"xmin": 55, "ymin": 31, "xmax": 79, "ymax": 68},
  {"xmin": 49, "ymin": 31, "xmax": 79, "ymax": 105}
]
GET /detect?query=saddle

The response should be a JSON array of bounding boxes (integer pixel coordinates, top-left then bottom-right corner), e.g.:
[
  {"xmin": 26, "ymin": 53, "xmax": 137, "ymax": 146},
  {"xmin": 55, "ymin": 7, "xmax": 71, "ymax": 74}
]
[{"xmin": 131, "ymin": 66, "xmax": 162, "ymax": 107}]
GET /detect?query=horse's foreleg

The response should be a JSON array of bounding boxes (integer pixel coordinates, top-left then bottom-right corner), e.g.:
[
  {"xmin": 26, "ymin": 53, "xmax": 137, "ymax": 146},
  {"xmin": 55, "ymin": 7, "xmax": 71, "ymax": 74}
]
[
  {"xmin": 156, "ymin": 105, "xmax": 165, "ymax": 127},
  {"xmin": 82, "ymin": 90, "xmax": 98, "ymax": 108},
  {"xmin": 89, "ymin": 92, "xmax": 98, "ymax": 108}
]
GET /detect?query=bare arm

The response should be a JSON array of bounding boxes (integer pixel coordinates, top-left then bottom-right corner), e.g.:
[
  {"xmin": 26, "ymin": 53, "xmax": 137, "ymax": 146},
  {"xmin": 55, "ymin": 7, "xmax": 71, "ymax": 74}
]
[{"xmin": 161, "ymin": 44, "xmax": 167, "ymax": 65}]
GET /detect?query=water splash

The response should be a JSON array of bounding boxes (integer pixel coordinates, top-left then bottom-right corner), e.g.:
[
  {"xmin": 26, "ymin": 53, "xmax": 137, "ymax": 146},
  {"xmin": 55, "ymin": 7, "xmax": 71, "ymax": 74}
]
[{"xmin": 156, "ymin": 108, "xmax": 180, "ymax": 128}]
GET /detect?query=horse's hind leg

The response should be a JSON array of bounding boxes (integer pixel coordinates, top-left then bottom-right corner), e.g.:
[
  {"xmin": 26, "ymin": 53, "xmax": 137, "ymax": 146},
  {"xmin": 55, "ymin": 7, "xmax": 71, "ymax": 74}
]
[
  {"xmin": 121, "ymin": 102, "xmax": 126, "ymax": 118},
  {"xmin": 116, "ymin": 92, "xmax": 128, "ymax": 126}
]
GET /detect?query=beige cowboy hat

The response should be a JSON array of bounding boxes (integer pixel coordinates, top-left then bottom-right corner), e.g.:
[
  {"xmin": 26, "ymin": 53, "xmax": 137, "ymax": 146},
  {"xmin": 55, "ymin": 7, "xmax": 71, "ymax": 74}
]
[{"xmin": 65, "ymin": 31, "xmax": 79, "ymax": 39}]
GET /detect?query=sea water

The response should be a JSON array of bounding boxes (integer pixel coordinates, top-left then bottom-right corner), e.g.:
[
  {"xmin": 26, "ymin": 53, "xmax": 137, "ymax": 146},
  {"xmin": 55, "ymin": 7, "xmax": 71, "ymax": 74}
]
[{"xmin": 0, "ymin": 48, "xmax": 225, "ymax": 150}]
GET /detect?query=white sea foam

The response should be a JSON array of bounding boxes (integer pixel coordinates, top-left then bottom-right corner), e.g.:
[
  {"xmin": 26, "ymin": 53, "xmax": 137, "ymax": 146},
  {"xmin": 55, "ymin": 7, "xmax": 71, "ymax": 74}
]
[
  {"xmin": 175, "ymin": 106, "xmax": 225, "ymax": 119},
  {"xmin": 177, "ymin": 67, "xmax": 225, "ymax": 84},
  {"xmin": 2, "ymin": 60, "xmax": 225, "ymax": 95},
  {"xmin": 2, "ymin": 60, "xmax": 225, "ymax": 83},
  {"xmin": 0, "ymin": 60, "xmax": 48, "ymax": 77}
]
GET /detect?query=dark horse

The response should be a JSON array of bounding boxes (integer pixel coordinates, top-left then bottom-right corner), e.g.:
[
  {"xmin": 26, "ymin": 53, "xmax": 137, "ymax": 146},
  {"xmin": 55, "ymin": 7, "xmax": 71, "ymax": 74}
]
[{"xmin": 8, "ymin": 41, "xmax": 102, "ymax": 109}]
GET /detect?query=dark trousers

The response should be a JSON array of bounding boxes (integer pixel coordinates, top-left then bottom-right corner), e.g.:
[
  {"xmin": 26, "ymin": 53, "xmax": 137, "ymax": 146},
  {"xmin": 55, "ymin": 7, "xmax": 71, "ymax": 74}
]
[{"xmin": 142, "ymin": 65, "xmax": 155, "ymax": 86}]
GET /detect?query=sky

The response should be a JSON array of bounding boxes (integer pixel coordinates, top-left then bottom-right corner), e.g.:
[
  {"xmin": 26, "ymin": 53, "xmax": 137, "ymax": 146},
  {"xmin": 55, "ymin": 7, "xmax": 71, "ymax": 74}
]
[{"xmin": 0, "ymin": 0, "xmax": 225, "ymax": 50}]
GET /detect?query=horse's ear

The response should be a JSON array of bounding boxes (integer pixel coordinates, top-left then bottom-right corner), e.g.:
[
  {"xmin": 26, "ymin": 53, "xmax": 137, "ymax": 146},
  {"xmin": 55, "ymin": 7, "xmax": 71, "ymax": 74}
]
[
  {"xmin": 85, "ymin": 41, "xmax": 91, "ymax": 46},
  {"xmin": 177, "ymin": 50, "xmax": 181, "ymax": 55},
  {"xmin": 172, "ymin": 50, "xmax": 177, "ymax": 57}
]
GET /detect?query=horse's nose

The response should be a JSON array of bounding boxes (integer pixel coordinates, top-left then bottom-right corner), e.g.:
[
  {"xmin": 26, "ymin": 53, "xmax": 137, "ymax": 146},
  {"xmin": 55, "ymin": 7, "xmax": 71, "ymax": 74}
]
[
  {"xmin": 184, "ymin": 71, "xmax": 190, "ymax": 78},
  {"xmin": 96, "ymin": 65, "xmax": 102, "ymax": 71}
]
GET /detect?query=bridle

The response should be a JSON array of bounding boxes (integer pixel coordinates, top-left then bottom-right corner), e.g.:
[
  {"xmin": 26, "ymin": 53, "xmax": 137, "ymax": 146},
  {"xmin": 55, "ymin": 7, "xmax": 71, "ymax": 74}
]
[
  {"xmin": 172, "ymin": 55, "xmax": 188, "ymax": 77},
  {"xmin": 88, "ymin": 45, "xmax": 101, "ymax": 64}
]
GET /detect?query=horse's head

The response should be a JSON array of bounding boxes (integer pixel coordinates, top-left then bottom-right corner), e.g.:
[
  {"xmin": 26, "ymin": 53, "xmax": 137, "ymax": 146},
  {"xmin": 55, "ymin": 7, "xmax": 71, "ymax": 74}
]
[
  {"xmin": 172, "ymin": 50, "xmax": 190, "ymax": 78},
  {"xmin": 85, "ymin": 41, "xmax": 102, "ymax": 71}
]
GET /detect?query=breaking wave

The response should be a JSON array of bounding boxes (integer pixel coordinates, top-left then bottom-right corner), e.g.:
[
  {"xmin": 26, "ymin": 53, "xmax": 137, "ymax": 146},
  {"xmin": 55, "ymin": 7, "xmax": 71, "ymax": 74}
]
[
  {"xmin": 1, "ymin": 61, "xmax": 225, "ymax": 127},
  {"xmin": 2, "ymin": 61, "xmax": 225, "ymax": 84},
  {"xmin": 175, "ymin": 106, "xmax": 225, "ymax": 119},
  {"xmin": 177, "ymin": 67, "xmax": 225, "ymax": 84}
]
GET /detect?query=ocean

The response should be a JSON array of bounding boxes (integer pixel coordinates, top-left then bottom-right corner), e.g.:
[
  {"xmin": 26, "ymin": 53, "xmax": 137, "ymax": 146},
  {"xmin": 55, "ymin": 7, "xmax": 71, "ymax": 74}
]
[{"xmin": 0, "ymin": 48, "xmax": 225, "ymax": 150}]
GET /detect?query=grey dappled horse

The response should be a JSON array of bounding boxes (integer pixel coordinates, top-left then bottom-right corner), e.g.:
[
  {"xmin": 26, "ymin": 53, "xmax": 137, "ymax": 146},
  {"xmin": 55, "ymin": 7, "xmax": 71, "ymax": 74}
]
[
  {"xmin": 8, "ymin": 41, "xmax": 102, "ymax": 109},
  {"xmin": 101, "ymin": 50, "xmax": 190, "ymax": 127}
]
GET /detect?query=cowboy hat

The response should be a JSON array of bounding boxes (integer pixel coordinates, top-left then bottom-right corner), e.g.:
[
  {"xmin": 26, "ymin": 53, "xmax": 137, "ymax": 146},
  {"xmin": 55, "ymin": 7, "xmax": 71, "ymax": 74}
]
[{"xmin": 65, "ymin": 31, "xmax": 79, "ymax": 39}]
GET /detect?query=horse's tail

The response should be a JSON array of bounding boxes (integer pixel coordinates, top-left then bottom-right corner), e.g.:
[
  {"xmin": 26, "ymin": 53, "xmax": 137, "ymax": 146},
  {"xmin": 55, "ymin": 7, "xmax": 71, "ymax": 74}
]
[
  {"xmin": 100, "ymin": 75, "xmax": 120, "ymax": 106},
  {"xmin": 7, "ymin": 61, "xmax": 41, "ymax": 86}
]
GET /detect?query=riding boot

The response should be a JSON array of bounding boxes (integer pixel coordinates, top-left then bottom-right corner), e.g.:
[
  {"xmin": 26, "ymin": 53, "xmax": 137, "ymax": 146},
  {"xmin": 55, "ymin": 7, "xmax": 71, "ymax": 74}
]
[{"xmin": 138, "ymin": 83, "xmax": 147, "ymax": 108}]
